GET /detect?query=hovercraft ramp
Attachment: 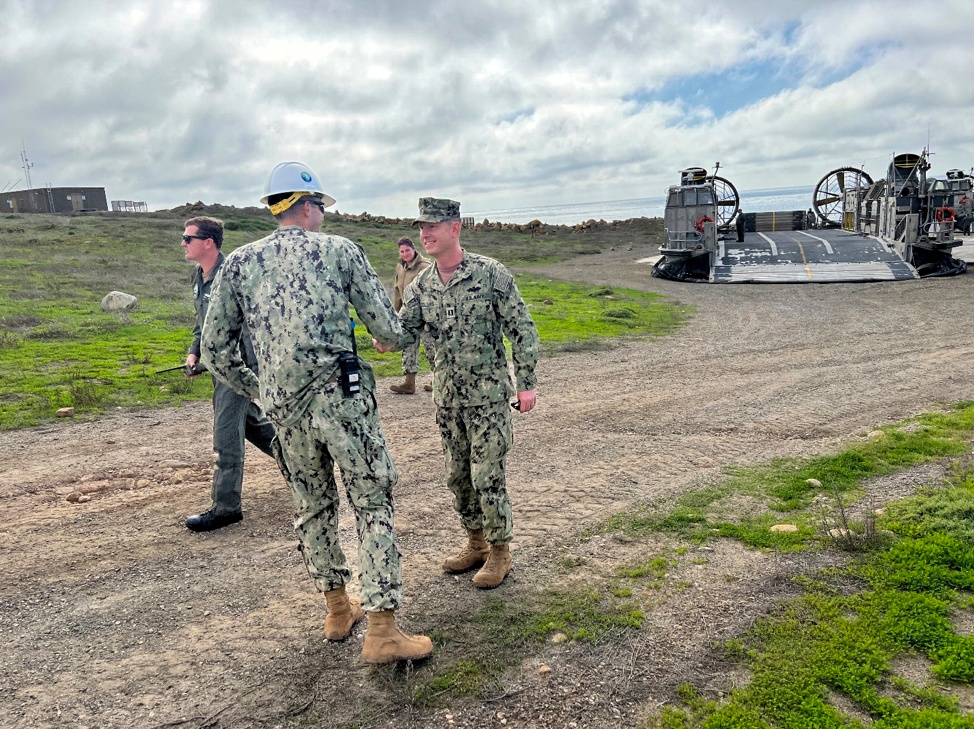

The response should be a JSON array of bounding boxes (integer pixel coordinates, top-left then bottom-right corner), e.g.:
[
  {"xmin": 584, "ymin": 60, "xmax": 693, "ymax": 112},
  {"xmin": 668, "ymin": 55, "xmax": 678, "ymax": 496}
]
[{"xmin": 711, "ymin": 229, "xmax": 918, "ymax": 283}]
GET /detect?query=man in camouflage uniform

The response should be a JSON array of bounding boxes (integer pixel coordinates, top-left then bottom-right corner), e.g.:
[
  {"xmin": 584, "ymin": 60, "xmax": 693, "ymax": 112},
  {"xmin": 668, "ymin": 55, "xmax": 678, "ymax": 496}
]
[
  {"xmin": 376, "ymin": 197, "xmax": 539, "ymax": 589},
  {"xmin": 181, "ymin": 216, "xmax": 276, "ymax": 532},
  {"xmin": 390, "ymin": 236, "xmax": 433, "ymax": 394},
  {"xmin": 200, "ymin": 162, "xmax": 432, "ymax": 664}
]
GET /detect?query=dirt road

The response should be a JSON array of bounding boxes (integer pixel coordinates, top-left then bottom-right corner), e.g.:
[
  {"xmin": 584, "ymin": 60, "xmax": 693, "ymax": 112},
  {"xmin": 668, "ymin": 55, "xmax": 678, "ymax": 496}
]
[{"xmin": 2, "ymin": 240, "xmax": 973, "ymax": 728}]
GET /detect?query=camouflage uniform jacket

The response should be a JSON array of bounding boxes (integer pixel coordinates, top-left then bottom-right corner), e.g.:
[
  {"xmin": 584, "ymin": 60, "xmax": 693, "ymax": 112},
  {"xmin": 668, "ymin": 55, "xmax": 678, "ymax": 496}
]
[
  {"xmin": 393, "ymin": 252, "xmax": 430, "ymax": 312},
  {"xmin": 189, "ymin": 253, "xmax": 259, "ymax": 372},
  {"xmin": 398, "ymin": 250, "xmax": 539, "ymax": 407},
  {"xmin": 200, "ymin": 226, "xmax": 402, "ymax": 427}
]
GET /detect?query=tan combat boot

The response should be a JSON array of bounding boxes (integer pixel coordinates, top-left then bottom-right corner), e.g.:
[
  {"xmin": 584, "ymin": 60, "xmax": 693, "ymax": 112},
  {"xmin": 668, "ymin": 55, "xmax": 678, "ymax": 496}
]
[
  {"xmin": 360, "ymin": 610, "xmax": 434, "ymax": 664},
  {"xmin": 442, "ymin": 529, "xmax": 490, "ymax": 573},
  {"xmin": 323, "ymin": 585, "xmax": 364, "ymax": 641},
  {"xmin": 472, "ymin": 543, "xmax": 512, "ymax": 589},
  {"xmin": 390, "ymin": 373, "xmax": 416, "ymax": 394}
]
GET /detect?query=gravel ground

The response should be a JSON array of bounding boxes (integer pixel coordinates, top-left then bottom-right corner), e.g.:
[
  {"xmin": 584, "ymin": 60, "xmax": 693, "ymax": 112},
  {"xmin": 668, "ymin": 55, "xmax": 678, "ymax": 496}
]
[{"xmin": 1, "ymin": 232, "xmax": 973, "ymax": 728}]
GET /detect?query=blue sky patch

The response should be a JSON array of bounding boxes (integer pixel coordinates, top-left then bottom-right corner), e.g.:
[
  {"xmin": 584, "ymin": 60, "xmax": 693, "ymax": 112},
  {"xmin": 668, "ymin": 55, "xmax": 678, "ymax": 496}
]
[
  {"xmin": 626, "ymin": 28, "xmax": 885, "ymax": 120},
  {"xmin": 625, "ymin": 58, "xmax": 802, "ymax": 119},
  {"xmin": 499, "ymin": 107, "xmax": 535, "ymax": 125}
]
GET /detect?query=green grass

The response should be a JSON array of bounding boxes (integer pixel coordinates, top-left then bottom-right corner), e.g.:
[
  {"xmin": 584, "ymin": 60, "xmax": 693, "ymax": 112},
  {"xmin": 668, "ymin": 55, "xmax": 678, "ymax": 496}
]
[
  {"xmin": 731, "ymin": 420, "xmax": 972, "ymax": 512},
  {"xmin": 516, "ymin": 278, "xmax": 689, "ymax": 352},
  {"xmin": 387, "ymin": 405, "xmax": 974, "ymax": 725},
  {"xmin": 410, "ymin": 580, "xmax": 649, "ymax": 709},
  {"xmin": 603, "ymin": 403, "xmax": 974, "ymax": 552},
  {"xmin": 410, "ymin": 657, "xmax": 505, "ymax": 706},
  {"xmin": 406, "ymin": 544, "xmax": 689, "ymax": 709},
  {"xmin": 657, "ymin": 525, "xmax": 974, "ymax": 727},
  {"xmin": 639, "ymin": 410, "xmax": 974, "ymax": 728},
  {"xmin": 408, "ymin": 408, "xmax": 974, "ymax": 721},
  {"xmin": 0, "ymin": 211, "xmax": 680, "ymax": 430},
  {"xmin": 0, "ymin": 313, "xmax": 214, "ymax": 428},
  {"xmin": 354, "ymin": 276, "xmax": 689, "ymax": 374}
]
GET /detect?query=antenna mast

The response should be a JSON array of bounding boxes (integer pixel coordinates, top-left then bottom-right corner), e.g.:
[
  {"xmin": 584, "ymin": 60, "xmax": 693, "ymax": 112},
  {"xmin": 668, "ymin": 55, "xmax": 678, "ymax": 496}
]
[
  {"xmin": 20, "ymin": 141, "xmax": 35, "ymax": 211},
  {"xmin": 20, "ymin": 143, "xmax": 34, "ymax": 190}
]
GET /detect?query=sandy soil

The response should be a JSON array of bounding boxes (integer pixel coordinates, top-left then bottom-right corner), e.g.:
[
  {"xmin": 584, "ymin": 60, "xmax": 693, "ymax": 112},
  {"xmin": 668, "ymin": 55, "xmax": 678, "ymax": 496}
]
[{"xmin": 2, "ymin": 233, "xmax": 973, "ymax": 728}]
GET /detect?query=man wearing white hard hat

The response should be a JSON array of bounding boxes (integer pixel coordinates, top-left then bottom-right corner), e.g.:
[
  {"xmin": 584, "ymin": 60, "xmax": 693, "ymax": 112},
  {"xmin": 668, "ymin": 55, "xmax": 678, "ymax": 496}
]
[{"xmin": 201, "ymin": 161, "xmax": 432, "ymax": 665}]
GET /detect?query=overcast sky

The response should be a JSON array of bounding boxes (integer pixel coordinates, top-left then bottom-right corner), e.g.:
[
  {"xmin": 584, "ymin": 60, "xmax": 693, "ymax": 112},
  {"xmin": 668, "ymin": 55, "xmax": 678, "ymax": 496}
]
[{"xmin": 2, "ymin": 0, "xmax": 972, "ymax": 218}]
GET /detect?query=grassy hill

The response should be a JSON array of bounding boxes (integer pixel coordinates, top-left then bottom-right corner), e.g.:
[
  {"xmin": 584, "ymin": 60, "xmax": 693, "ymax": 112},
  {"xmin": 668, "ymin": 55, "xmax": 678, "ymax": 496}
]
[{"xmin": 0, "ymin": 208, "xmax": 673, "ymax": 429}]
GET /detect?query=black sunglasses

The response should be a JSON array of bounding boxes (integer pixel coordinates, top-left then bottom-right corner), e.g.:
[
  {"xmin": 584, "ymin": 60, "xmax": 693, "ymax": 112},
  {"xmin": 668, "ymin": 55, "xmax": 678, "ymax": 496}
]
[
  {"xmin": 182, "ymin": 234, "xmax": 208, "ymax": 243},
  {"xmin": 308, "ymin": 200, "xmax": 325, "ymax": 211}
]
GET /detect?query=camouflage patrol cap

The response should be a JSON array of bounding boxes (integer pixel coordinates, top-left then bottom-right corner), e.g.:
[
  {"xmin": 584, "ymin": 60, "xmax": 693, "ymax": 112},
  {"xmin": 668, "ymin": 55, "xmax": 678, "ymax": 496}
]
[{"xmin": 413, "ymin": 197, "xmax": 460, "ymax": 225}]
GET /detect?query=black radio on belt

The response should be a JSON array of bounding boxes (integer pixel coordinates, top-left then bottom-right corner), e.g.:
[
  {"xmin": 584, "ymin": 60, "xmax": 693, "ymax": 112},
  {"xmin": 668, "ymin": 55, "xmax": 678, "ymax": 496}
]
[
  {"xmin": 337, "ymin": 352, "xmax": 360, "ymax": 396},
  {"xmin": 338, "ymin": 318, "xmax": 361, "ymax": 396}
]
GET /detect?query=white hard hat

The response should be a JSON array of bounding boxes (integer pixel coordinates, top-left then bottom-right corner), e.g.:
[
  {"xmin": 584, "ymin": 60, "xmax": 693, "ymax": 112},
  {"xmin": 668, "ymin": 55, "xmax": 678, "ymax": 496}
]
[{"xmin": 260, "ymin": 161, "xmax": 336, "ymax": 214}]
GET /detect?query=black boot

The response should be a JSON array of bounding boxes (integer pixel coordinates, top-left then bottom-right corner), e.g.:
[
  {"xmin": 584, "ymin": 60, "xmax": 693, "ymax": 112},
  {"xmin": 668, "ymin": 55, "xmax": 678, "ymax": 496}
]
[{"xmin": 185, "ymin": 508, "xmax": 242, "ymax": 532}]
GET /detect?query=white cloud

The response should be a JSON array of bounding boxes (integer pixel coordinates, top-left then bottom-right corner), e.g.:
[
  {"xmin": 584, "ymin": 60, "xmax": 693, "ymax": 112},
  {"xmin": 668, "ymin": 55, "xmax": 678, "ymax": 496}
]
[{"xmin": 1, "ymin": 0, "xmax": 971, "ymax": 220}]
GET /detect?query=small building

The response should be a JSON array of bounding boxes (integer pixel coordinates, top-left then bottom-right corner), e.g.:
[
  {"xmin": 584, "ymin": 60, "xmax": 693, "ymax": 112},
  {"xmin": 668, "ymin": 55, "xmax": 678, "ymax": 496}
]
[{"xmin": 2, "ymin": 186, "xmax": 109, "ymax": 214}]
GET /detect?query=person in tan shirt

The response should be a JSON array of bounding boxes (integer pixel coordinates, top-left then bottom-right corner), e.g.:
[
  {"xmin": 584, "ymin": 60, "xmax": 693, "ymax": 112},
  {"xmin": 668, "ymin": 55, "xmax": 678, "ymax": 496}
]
[{"xmin": 390, "ymin": 236, "xmax": 433, "ymax": 394}]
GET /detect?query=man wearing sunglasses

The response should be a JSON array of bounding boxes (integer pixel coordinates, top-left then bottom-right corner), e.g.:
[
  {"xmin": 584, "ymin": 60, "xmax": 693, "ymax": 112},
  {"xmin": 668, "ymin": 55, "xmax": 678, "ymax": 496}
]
[
  {"xmin": 181, "ymin": 216, "xmax": 277, "ymax": 532},
  {"xmin": 200, "ymin": 163, "xmax": 433, "ymax": 665}
]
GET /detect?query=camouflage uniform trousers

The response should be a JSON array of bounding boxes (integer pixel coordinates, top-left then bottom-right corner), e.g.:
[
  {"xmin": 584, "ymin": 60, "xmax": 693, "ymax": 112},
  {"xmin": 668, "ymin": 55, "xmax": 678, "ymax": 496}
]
[
  {"xmin": 270, "ymin": 381, "xmax": 402, "ymax": 611},
  {"xmin": 211, "ymin": 377, "xmax": 276, "ymax": 514},
  {"xmin": 435, "ymin": 399, "xmax": 514, "ymax": 545},
  {"xmin": 401, "ymin": 330, "xmax": 435, "ymax": 375}
]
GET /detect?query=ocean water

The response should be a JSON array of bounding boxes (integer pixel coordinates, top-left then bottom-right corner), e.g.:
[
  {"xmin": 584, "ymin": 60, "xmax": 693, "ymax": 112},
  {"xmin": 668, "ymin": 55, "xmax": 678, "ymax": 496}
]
[{"xmin": 466, "ymin": 185, "xmax": 815, "ymax": 226}]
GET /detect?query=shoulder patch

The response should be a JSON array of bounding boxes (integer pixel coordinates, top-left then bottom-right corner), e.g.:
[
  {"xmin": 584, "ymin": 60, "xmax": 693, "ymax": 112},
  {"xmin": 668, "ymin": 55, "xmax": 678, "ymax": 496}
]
[{"xmin": 493, "ymin": 268, "xmax": 513, "ymax": 294}]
